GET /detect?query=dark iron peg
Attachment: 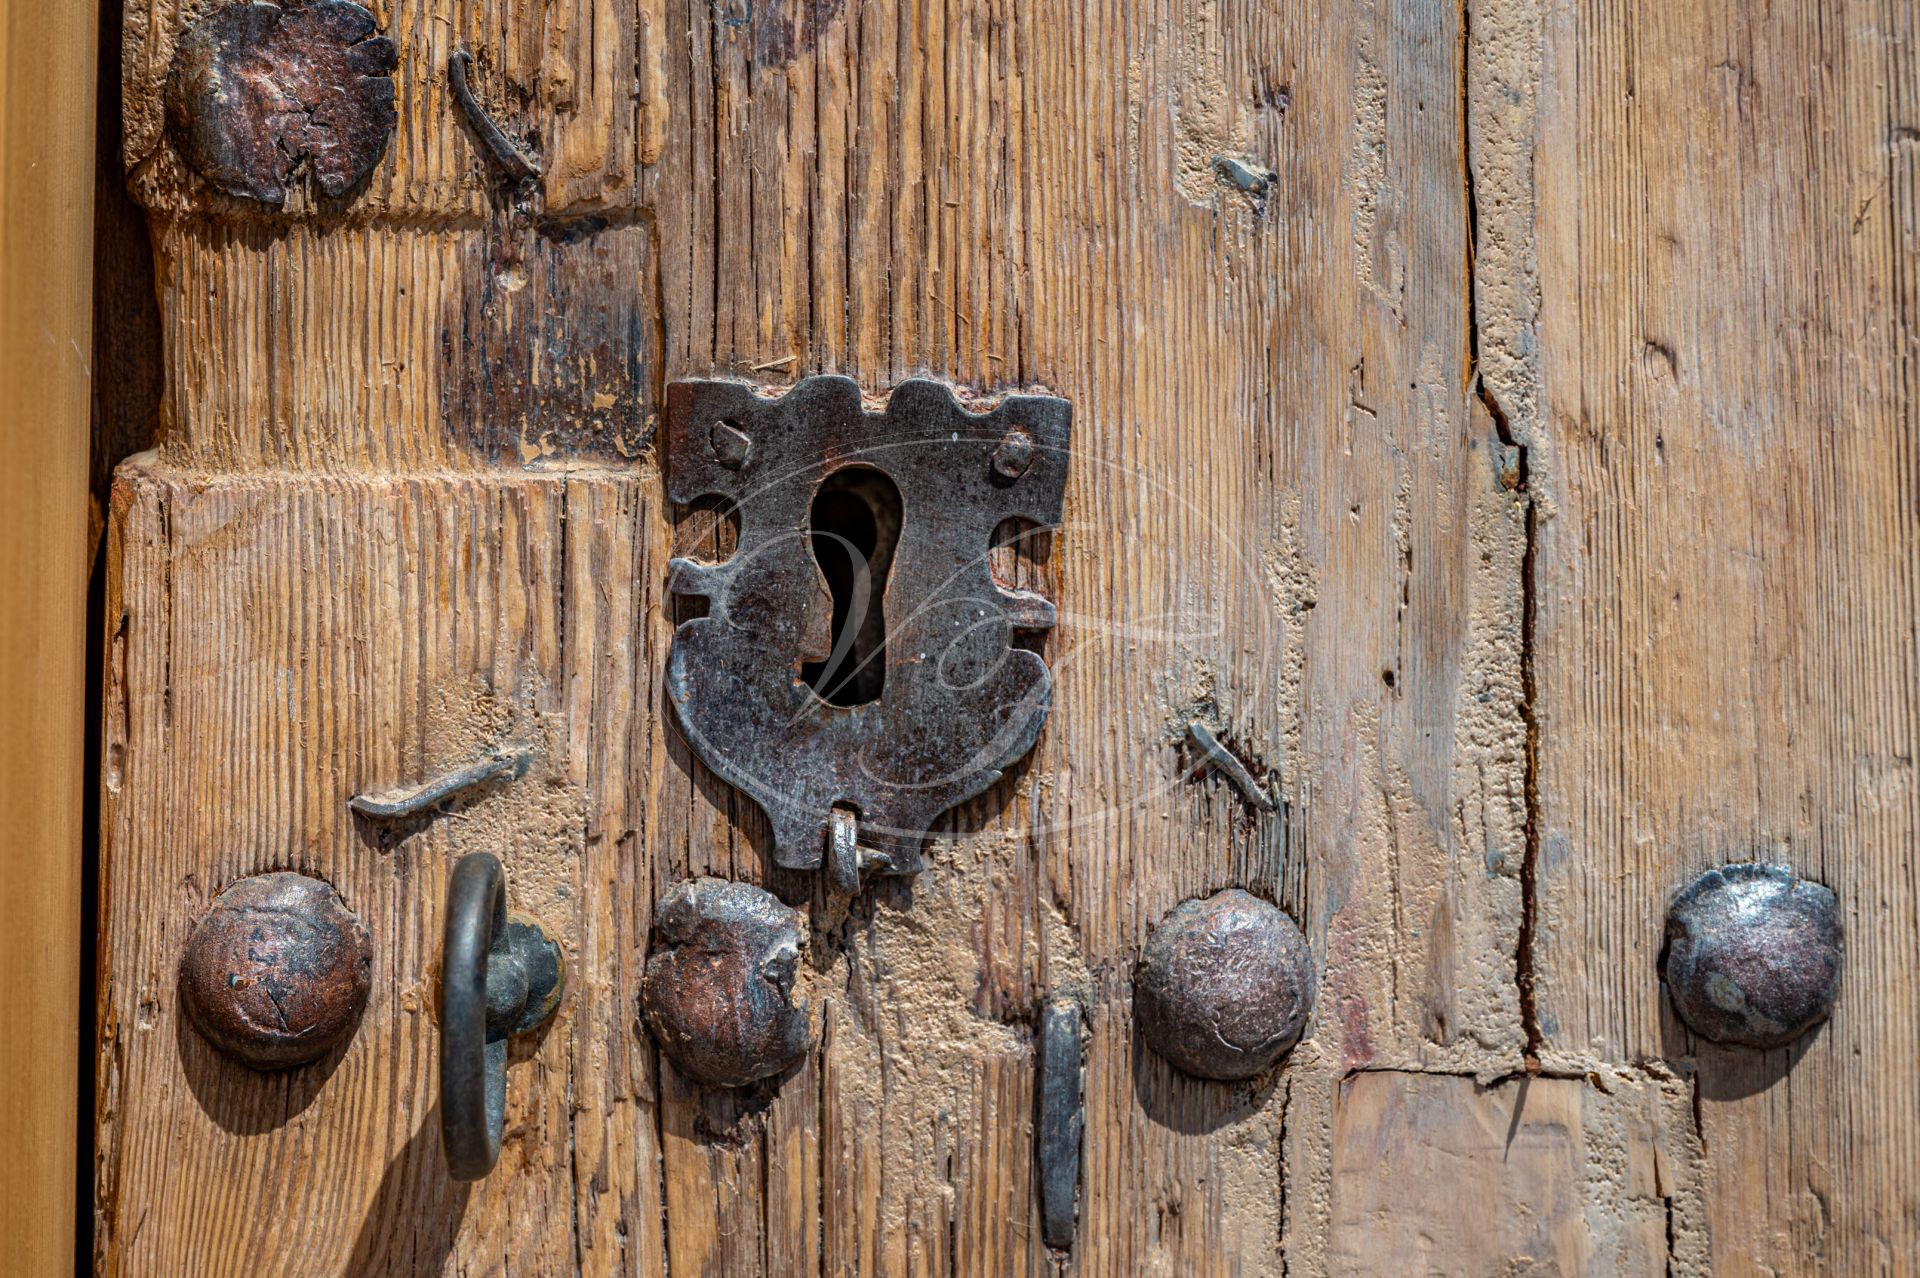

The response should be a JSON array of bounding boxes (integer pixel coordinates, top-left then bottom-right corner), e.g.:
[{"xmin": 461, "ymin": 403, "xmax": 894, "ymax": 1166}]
[
  {"xmin": 1037, "ymin": 997, "xmax": 1084, "ymax": 1249},
  {"xmin": 440, "ymin": 852, "xmax": 565, "ymax": 1181}
]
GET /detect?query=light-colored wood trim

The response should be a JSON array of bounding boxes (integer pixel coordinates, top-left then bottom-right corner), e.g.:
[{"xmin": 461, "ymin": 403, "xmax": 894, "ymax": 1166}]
[{"xmin": 0, "ymin": 1, "xmax": 99, "ymax": 1272}]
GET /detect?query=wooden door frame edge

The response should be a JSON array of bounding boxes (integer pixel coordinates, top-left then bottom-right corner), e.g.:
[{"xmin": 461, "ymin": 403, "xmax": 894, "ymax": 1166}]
[{"xmin": 0, "ymin": 0, "xmax": 101, "ymax": 1272}]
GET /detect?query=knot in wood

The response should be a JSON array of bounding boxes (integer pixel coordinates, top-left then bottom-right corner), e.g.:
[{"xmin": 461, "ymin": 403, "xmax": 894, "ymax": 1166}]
[
  {"xmin": 1134, "ymin": 889, "xmax": 1313, "ymax": 1081},
  {"xmin": 1662, "ymin": 863, "xmax": 1842, "ymax": 1049},
  {"xmin": 640, "ymin": 879, "xmax": 811, "ymax": 1088},
  {"xmin": 164, "ymin": 1, "xmax": 398, "ymax": 203},
  {"xmin": 178, "ymin": 871, "xmax": 372, "ymax": 1070}
]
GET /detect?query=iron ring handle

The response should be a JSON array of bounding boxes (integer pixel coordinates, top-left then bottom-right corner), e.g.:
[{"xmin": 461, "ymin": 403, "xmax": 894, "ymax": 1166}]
[{"xmin": 440, "ymin": 852, "xmax": 564, "ymax": 1181}]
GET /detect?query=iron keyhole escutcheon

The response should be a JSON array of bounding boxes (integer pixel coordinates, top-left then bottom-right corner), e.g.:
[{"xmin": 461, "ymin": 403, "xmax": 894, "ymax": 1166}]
[{"xmin": 664, "ymin": 376, "xmax": 1072, "ymax": 893}]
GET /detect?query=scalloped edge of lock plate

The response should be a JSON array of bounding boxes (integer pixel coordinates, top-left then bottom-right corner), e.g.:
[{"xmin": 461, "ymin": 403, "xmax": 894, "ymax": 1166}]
[{"xmin": 662, "ymin": 375, "xmax": 1072, "ymax": 877}]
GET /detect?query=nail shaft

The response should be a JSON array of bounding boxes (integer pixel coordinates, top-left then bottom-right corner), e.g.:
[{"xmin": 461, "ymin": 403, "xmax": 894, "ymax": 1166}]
[
  {"xmin": 1186, "ymin": 720, "xmax": 1276, "ymax": 812},
  {"xmin": 449, "ymin": 50, "xmax": 540, "ymax": 181},
  {"xmin": 349, "ymin": 750, "xmax": 529, "ymax": 819}
]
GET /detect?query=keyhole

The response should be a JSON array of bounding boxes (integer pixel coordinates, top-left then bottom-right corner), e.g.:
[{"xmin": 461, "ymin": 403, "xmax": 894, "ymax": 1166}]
[{"xmin": 802, "ymin": 467, "xmax": 902, "ymax": 706}]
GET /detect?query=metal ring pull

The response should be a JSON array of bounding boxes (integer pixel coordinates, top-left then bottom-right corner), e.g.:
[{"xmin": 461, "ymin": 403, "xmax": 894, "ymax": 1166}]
[{"xmin": 440, "ymin": 852, "xmax": 565, "ymax": 1181}]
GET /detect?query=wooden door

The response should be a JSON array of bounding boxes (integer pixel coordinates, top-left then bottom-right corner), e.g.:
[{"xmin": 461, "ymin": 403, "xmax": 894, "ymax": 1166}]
[{"xmin": 92, "ymin": 0, "xmax": 1917, "ymax": 1273}]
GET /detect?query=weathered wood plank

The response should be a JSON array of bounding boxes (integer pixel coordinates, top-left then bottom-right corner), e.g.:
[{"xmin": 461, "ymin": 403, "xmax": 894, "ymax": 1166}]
[
  {"xmin": 635, "ymin": 0, "xmax": 1532, "ymax": 1268},
  {"xmin": 1526, "ymin": 0, "xmax": 1920, "ymax": 1269},
  {"xmin": 108, "ymin": 0, "xmax": 1920, "ymax": 1268},
  {"xmin": 1330, "ymin": 1069, "xmax": 1703, "ymax": 1274},
  {"xmin": 145, "ymin": 218, "xmax": 661, "ymax": 470},
  {"xmin": 107, "ymin": 0, "xmax": 1536, "ymax": 1263},
  {"xmin": 123, "ymin": 0, "xmax": 669, "ymax": 218},
  {"xmin": 97, "ymin": 468, "xmax": 670, "ymax": 1274},
  {"xmin": 0, "ymin": 2, "xmax": 98, "ymax": 1274}
]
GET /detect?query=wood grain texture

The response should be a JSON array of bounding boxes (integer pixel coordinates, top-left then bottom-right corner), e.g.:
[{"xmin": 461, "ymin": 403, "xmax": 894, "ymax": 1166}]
[
  {"xmin": 0, "ymin": 3, "xmax": 98, "ymax": 1275},
  {"xmin": 1524, "ymin": 0, "xmax": 1920, "ymax": 1270},
  {"xmin": 1329, "ymin": 1069, "xmax": 1701, "ymax": 1274},
  {"xmin": 122, "ymin": 0, "xmax": 669, "ymax": 218},
  {"xmin": 99, "ymin": 468, "xmax": 671, "ymax": 1273},
  {"xmin": 99, "ymin": 0, "xmax": 1916, "ymax": 1271}
]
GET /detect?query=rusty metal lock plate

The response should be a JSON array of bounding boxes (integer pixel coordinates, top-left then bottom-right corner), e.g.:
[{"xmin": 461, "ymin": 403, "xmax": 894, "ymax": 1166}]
[{"xmin": 665, "ymin": 375, "xmax": 1070, "ymax": 877}]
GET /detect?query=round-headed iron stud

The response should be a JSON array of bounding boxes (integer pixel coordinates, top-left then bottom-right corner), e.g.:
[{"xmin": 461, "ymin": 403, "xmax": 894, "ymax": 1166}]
[
  {"xmin": 640, "ymin": 878, "xmax": 811, "ymax": 1088},
  {"xmin": 179, "ymin": 871, "xmax": 373, "ymax": 1070},
  {"xmin": 1134, "ymin": 888, "xmax": 1313, "ymax": 1081},
  {"xmin": 165, "ymin": 1, "xmax": 398, "ymax": 204},
  {"xmin": 1662, "ymin": 863, "xmax": 1842, "ymax": 1050}
]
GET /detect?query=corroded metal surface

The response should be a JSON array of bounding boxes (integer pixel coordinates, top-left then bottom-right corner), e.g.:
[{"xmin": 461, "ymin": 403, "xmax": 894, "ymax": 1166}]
[
  {"xmin": 164, "ymin": 1, "xmax": 397, "ymax": 203},
  {"xmin": 1036, "ymin": 998, "xmax": 1084, "ymax": 1249},
  {"xmin": 448, "ymin": 50, "xmax": 539, "ymax": 181},
  {"xmin": 640, "ymin": 879, "xmax": 811, "ymax": 1088},
  {"xmin": 348, "ymin": 749, "xmax": 529, "ymax": 819},
  {"xmin": 665, "ymin": 376, "xmax": 1071, "ymax": 877},
  {"xmin": 440, "ymin": 852, "xmax": 567, "ymax": 1181},
  {"xmin": 1663, "ymin": 862, "xmax": 1843, "ymax": 1050},
  {"xmin": 1186, "ymin": 720, "xmax": 1277, "ymax": 812},
  {"xmin": 178, "ymin": 871, "xmax": 372, "ymax": 1070},
  {"xmin": 1134, "ymin": 889, "xmax": 1314, "ymax": 1081},
  {"xmin": 826, "ymin": 806, "xmax": 863, "ymax": 896}
]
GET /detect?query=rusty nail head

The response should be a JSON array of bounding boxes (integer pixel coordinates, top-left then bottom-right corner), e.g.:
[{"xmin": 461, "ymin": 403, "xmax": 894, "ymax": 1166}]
[
  {"xmin": 710, "ymin": 419, "xmax": 752, "ymax": 468},
  {"xmin": 992, "ymin": 427, "xmax": 1036, "ymax": 479},
  {"xmin": 1135, "ymin": 889, "xmax": 1313, "ymax": 1081},
  {"xmin": 165, "ymin": 1, "xmax": 398, "ymax": 204},
  {"xmin": 640, "ymin": 879, "xmax": 811, "ymax": 1088},
  {"xmin": 179, "ymin": 871, "xmax": 373, "ymax": 1070},
  {"xmin": 1663, "ymin": 862, "xmax": 1842, "ymax": 1050}
]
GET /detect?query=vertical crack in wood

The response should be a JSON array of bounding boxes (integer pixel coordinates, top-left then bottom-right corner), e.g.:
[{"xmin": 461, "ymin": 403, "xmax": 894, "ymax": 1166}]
[
  {"xmin": 1275, "ymin": 1071, "xmax": 1294, "ymax": 1278},
  {"xmin": 1510, "ymin": 448, "xmax": 1542, "ymax": 1064},
  {"xmin": 816, "ymin": 999, "xmax": 830, "ymax": 1276},
  {"xmin": 1462, "ymin": 0, "xmax": 1544, "ymax": 1065},
  {"xmin": 1664, "ymin": 1186, "xmax": 1678, "ymax": 1277},
  {"xmin": 568, "ymin": 1085, "xmax": 586, "ymax": 1275},
  {"xmin": 650, "ymin": 1041, "xmax": 674, "ymax": 1275}
]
